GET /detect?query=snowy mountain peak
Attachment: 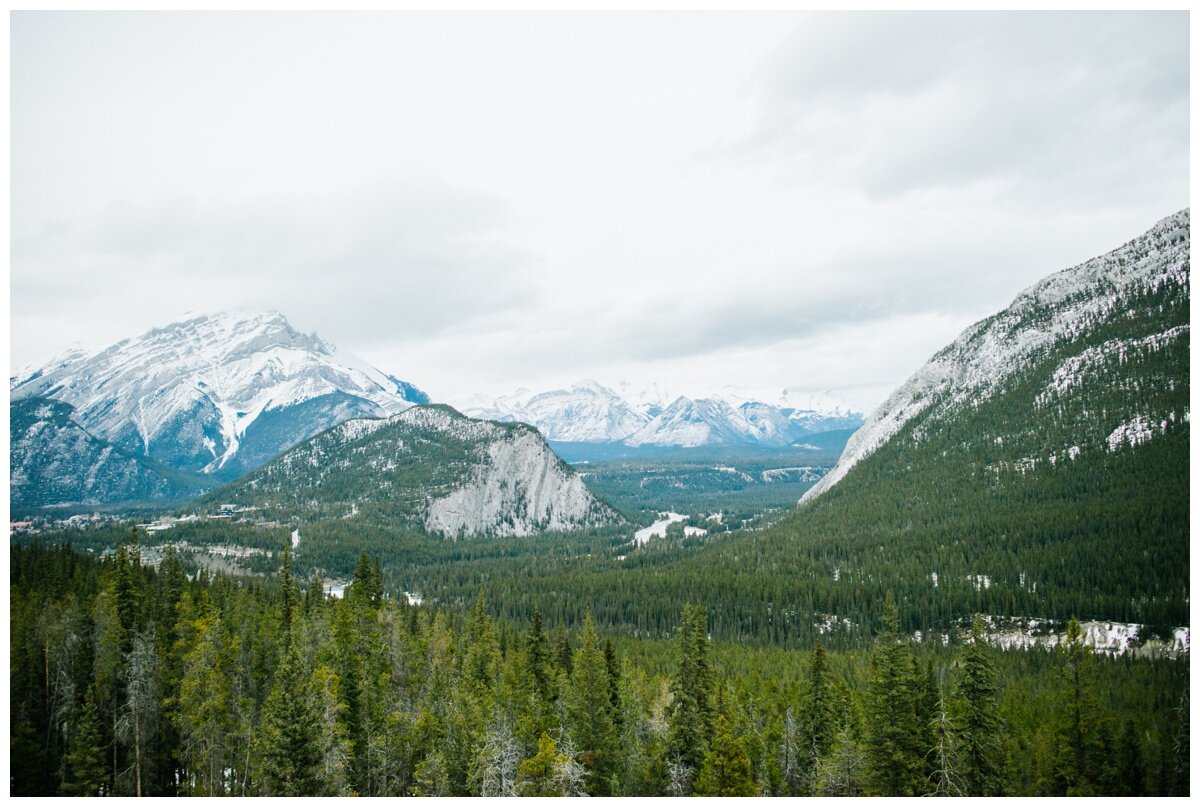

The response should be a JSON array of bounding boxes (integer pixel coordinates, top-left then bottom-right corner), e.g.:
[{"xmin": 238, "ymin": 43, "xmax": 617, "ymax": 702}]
[{"xmin": 12, "ymin": 310, "xmax": 429, "ymax": 482}]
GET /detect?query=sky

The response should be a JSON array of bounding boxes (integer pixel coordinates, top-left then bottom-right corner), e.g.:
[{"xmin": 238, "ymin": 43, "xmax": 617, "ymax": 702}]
[{"xmin": 10, "ymin": 11, "xmax": 1190, "ymax": 414}]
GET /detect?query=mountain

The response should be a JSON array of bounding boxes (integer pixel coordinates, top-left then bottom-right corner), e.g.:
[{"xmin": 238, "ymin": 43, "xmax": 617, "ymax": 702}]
[
  {"xmin": 203, "ymin": 404, "xmax": 624, "ymax": 539},
  {"xmin": 11, "ymin": 397, "xmax": 207, "ymax": 510},
  {"xmin": 624, "ymin": 395, "xmax": 755, "ymax": 447},
  {"xmin": 803, "ymin": 208, "xmax": 1190, "ymax": 504},
  {"xmin": 459, "ymin": 381, "xmax": 863, "ymax": 448},
  {"xmin": 472, "ymin": 210, "xmax": 1188, "ymax": 643},
  {"xmin": 11, "ymin": 310, "xmax": 430, "ymax": 484},
  {"xmin": 464, "ymin": 382, "xmax": 649, "ymax": 443}
]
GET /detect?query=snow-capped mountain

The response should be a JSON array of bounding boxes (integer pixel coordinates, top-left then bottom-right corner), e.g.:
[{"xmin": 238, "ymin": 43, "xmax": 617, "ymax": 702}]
[
  {"xmin": 11, "ymin": 310, "xmax": 430, "ymax": 482},
  {"xmin": 459, "ymin": 381, "xmax": 863, "ymax": 448},
  {"xmin": 802, "ymin": 209, "xmax": 1191, "ymax": 504},
  {"xmin": 625, "ymin": 396, "xmax": 755, "ymax": 447},
  {"xmin": 206, "ymin": 404, "xmax": 624, "ymax": 539}
]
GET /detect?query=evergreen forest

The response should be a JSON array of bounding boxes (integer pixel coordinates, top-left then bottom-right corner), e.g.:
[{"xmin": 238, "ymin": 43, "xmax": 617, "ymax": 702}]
[{"xmin": 10, "ymin": 538, "xmax": 1189, "ymax": 797}]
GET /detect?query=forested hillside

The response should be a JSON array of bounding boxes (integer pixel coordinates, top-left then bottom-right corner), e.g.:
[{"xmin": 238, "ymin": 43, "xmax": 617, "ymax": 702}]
[{"xmin": 9, "ymin": 541, "xmax": 1188, "ymax": 797}]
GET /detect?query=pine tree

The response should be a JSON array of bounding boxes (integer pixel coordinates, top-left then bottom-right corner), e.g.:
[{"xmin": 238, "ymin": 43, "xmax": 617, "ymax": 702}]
[
  {"xmin": 463, "ymin": 590, "xmax": 502, "ymax": 692},
  {"xmin": 517, "ymin": 608, "xmax": 557, "ymax": 749},
  {"xmin": 666, "ymin": 604, "xmax": 715, "ymax": 784},
  {"xmin": 516, "ymin": 733, "xmax": 570, "ymax": 796},
  {"xmin": 927, "ymin": 683, "xmax": 965, "ymax": 796},
  {"xmin": 60, "ymin": 685, "xmax": 108, "ymax": 797},
  {"xmin": 278, "ymin": 544, "xmax": 299, "ymax": 644},
  {"xmin": 1057, "ymin": 617, "xmax": 1097, "ymax": 795},
  {"xmin": 113, "ymin": 529, "xmax": 142, "ymax": 655},
  {"xmin": 116, "ymin": 633, "xmax": 160, "ymax": 797},
  {"xmin": 351, "ymin": 553, "xmax": 382, "ymax": 607},
  {"xmin": 603, "ymin": 638, "xmax": 623, "ymax": 730},
  {"xmin": 800, "ymin": 639, "xmax": 836, "ymax": 788},
  {"xmin": 863, "ymin": 593, "xmax": 923, "ymax": 796},
  {"xmin": 954, "ymin": 615, "xmax": 1005, "ymax": 795},
  {"xmin": 1116, "ymin": 720, "xmax": 1144, "ymax": 796},
  {"xmin": 816, "ymin": 719, "xmax": 867, "ymax": 797},
  {"xmin": 176, "ymin": 613, "xmax": 236, "ymax": 795},
  {"xmin": 566, "ymin": 612, "xmax": 618, "ymax": 795},
  {"xmin": 256, "ymin": 641, "xmax": 324, "ymax": 795},
  {"xmin": 309, "ymin": 665, "xmax": 352, "ymax": 795},
  {"xmin": 694, "ymin": 712, "xmax": 757, "ymax": 796}
]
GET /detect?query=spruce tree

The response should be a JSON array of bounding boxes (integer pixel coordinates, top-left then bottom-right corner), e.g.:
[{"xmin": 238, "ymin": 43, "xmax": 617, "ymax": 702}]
[
  {"xmin": 863, "ymin": 593, "xmax": 923, "ymax": 796},
  {"xmin": 516, "ymin": 733, "xmax": 569, "ymax": 796},
  {"xmin": 954, "ymin": 616, "xmax": 1005, "ymax": 795},
  {"xmin": 257, "ymin": 641, "xmax": 324, "ymax": 795},
  {"xmin": 694, "ymin": 713, "xmax": 757, "ymax": 796},
  {"xmin": 1057, "ymin": 617, "xmax": 1097, "ymax": 795},
  {"xmin": 667, "ymin": 604, "xmax": 715, "ymax": 781},
  {"xmin": 801, "ymin": 640, "xmax": 836, "ymax": 782},
  {"xmin": 1116, "ymin": 720, "xmax": 1144, "ymax": 796},
  {"xmin": 60, "ymin": 685, "xmax": 108, "ymax": 797},
  {"xmin": 566, "ymin": 613, "xmax": 618, "ymax": 795}
]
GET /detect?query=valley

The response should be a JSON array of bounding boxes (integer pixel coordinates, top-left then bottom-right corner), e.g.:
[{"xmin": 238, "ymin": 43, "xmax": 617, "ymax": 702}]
[{"xmin": 9, "ymin": 210, "xmax": 1191, "ymax": 797}]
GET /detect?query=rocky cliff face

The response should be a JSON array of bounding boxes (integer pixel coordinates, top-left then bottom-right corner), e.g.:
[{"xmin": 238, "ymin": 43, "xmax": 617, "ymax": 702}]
[{"xmin": 425, "ymin": 428, "xmax": 615, "ymax": 538}]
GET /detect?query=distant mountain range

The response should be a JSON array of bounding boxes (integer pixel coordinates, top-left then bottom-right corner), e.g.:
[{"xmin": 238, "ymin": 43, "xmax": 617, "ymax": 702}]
[{"xmin": 457, "ymin": 382, "xmax": 863, "ymax": 448}]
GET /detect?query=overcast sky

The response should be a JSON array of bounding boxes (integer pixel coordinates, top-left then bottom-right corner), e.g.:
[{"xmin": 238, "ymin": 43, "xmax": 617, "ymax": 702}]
[{"xmin": 10, "ymin": 11, "xmax": 1189, "ymax": 413}]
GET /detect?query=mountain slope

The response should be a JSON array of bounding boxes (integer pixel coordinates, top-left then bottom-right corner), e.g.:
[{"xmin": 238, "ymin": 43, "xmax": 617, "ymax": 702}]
[
  {"xmin": 11, "ymin": 310, "xmax": 429, "ymax": 482},
  {"xmin": 11, "ymin": 398, "xmax": 208, "ymax": 510},
  {"xmin": 204, "ymin": 405, "xmax": 624, "ymax": 539},
  {"xmin": 803, "ymin": 208, "xmax": 1190, "ymax": 504}
]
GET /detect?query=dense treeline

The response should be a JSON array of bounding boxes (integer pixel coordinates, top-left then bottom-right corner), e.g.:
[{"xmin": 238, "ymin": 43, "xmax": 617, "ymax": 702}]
[{"xmin": 11, "ymin": 540, "xmax": 1188, "ymax": 796}]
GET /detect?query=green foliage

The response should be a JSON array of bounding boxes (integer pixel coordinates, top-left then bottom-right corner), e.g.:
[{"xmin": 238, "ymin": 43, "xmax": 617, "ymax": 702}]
[
  {"xmin": 8, "ymin": 543, "xmax": 1189, "ymax": 797},
  {"xmin": 863, "ymin": 594, "xmax": 927, "ymax": 796},
  {"xmin": 256, "ymin": 642, "xmax": 324, "ymax": 796},
  {"xmin": 694, "ymin": 712, "xmax": 758, "ymax": 796},
  {"xmin": 667, "ymin": 603, "xmax": 715, "ymax": 780},
  {"xmin": 516, "ymin": 733, "xmax": 569, "ymax": 796},
  {"xmin": 954, "ymin": 615, "xmax": 1006, "ymax": 795}
]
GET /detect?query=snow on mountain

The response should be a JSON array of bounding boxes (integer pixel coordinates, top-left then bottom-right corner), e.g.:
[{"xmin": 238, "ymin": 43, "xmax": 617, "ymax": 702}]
[
  {"xmin": 625, "ymin": 396, "xmax": 757, "ymax": 447},
  {"xmin": 801, "ymin": 209, "xmax": 1191, "ymax": 504},
  {"xmin": 11, "ymin": 310, "xmax": 430, "ymax": 480},
  {"xmin": 462, "ymin": 381, "xmax": 863, "ymax": 448}
]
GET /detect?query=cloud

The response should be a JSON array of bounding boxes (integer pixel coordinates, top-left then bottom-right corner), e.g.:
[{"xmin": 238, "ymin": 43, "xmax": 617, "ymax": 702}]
[
  {"xmin": 11, "ymin": 180, "xmax": 542, "ymax": 359},
  {"xmin": 735, "ymin": 12, "xmax": 1188, "ymax": 201}
]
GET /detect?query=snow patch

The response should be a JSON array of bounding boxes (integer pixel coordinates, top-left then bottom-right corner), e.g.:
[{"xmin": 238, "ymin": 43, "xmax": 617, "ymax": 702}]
[{"xmin": 633, "ymin": 512, "xmax": 688, "ymax": 546}]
